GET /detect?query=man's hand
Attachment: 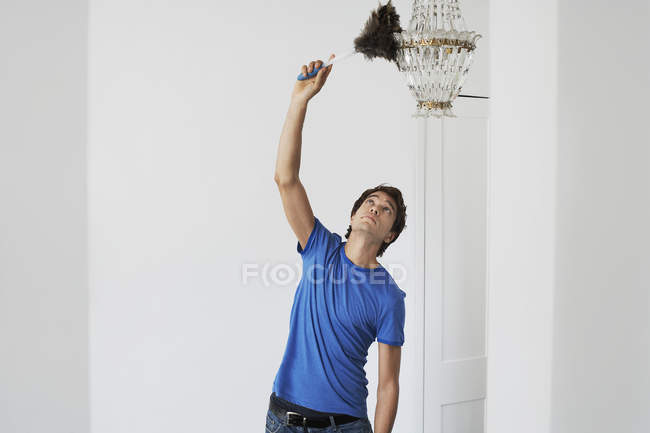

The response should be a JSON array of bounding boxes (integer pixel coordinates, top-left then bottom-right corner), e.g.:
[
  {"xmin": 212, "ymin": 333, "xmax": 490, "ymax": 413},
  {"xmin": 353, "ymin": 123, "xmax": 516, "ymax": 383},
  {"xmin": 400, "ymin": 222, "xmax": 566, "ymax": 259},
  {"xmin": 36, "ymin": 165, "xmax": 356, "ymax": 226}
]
[{"xmin": 291, "ymin": 54, "xmax": 335, "ymax": 105}]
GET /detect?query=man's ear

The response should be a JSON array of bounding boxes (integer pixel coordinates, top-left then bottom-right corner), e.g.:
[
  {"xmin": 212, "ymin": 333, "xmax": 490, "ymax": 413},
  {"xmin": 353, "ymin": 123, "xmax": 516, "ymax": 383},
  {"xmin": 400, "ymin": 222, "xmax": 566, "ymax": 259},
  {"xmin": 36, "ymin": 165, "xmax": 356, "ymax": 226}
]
[{"xmin": 385, "ymin": 232, "xmax": 395, "ymax": 244}]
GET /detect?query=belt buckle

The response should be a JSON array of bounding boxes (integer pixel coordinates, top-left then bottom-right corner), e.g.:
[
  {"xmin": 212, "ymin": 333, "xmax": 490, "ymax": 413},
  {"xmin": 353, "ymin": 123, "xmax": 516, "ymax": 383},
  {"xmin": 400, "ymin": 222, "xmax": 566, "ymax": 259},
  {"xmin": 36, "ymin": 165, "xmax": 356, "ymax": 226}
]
[{"xmin": 286, "ymin": 411, "xmax": 307, "ymax": 426}]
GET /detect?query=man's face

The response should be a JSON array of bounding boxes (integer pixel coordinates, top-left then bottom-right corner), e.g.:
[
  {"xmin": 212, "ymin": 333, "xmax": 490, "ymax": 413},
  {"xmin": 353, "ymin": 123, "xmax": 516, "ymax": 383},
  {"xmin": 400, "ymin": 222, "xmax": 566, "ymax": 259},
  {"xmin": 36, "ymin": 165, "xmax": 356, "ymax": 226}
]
[{"xmin": 350, "ymin": 191, "xmax": 397, "ymax": 244}]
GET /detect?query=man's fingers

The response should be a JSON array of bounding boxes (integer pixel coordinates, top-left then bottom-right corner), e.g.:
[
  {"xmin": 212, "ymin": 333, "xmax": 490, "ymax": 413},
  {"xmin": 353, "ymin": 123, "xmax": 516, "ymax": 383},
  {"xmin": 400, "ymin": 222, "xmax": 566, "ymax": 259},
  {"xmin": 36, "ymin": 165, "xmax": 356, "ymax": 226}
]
[
  {"xmin": 314, "ymin": 65, "xmax": 328, "ymax": 88},
  {"xmin": 299, "ymin": 58, "xmax": 331, "ymax": 79}
]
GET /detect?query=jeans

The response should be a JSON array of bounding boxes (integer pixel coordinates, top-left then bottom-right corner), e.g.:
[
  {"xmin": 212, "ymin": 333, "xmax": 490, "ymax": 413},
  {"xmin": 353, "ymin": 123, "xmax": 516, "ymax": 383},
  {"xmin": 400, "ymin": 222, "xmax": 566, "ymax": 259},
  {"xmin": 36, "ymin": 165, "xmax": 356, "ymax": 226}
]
[{"xmin": 265, "ymin": 408, "xmax": 373, "ymax": 433}]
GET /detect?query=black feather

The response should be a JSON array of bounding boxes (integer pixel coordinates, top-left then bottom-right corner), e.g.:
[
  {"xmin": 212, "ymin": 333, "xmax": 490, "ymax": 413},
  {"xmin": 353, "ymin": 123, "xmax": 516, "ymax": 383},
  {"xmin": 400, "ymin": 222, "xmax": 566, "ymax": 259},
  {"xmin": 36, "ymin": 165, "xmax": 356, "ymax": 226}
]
[{"xmin": 353, "ymin": 0, "xmax": 403, "ymax": 62}]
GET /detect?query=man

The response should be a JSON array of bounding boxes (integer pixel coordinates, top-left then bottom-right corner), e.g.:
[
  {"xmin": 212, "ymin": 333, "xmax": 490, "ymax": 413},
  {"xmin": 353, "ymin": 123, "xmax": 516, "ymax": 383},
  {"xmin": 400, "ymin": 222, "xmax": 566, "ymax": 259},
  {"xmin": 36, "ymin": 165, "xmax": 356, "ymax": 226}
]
[{"xmin": 267, "ymin": 55, "xmax": 407, "ymax": 433}]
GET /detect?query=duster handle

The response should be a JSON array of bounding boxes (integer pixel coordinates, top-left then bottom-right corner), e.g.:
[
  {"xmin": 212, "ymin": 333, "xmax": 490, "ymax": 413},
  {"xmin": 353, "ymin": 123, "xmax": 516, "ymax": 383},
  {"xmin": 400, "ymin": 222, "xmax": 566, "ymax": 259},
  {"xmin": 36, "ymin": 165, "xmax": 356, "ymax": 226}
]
[{"xmin": 296, "ymin": 49, "xmax": 356, "ymax": 81}]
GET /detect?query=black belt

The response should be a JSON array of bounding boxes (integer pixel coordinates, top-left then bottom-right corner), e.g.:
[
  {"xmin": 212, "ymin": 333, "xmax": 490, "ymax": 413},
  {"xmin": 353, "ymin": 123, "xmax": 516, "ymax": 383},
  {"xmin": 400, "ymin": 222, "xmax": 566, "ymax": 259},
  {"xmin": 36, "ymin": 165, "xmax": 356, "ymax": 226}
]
[{"xmin": 268, "ymin": 395, "xmax": 361, "ymax": 429}]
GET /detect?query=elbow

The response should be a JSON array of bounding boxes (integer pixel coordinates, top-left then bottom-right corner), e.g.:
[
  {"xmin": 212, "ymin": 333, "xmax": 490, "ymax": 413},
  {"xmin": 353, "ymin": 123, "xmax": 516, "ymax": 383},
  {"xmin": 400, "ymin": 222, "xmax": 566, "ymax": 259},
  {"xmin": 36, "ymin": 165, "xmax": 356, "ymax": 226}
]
[
  {"xmin": 377, "ymin": 381, "xmax": 399, "ymax": 394},
  {"xmin": 377, "ymin": 383, "xmax": 399, "ymax": 405},
  {"xmin": 274, "ymin": 173, "xmax": 299, "ymax": 187}
]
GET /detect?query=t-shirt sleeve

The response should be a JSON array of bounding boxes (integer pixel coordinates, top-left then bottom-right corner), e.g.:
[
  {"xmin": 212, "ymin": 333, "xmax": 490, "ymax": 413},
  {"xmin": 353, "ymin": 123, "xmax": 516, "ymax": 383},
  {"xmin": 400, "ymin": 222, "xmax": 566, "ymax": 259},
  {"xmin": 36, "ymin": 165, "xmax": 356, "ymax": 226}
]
[
  {"xmin": 376, "ymin": 291, "xmax": 406, "ymax": 346},
  {"xmin": 296, "ymin": 216, "xmax": 341, "ymax": 261}
]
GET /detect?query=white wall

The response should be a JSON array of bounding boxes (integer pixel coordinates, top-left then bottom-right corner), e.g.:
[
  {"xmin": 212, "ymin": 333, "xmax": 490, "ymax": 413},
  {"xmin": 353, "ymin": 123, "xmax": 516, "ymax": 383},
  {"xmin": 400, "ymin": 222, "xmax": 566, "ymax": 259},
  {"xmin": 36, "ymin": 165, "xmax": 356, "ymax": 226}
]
[
  {"xmin": 0, "ymin": 1, "xmax": 89, "ymax": 432},
  {"xmin": 552, "ymin": 2, "xmax": 650, "ymax": 432},
  {"xmin": 88, "ymin": 1, "xmax": 421, "ymax": 432}
]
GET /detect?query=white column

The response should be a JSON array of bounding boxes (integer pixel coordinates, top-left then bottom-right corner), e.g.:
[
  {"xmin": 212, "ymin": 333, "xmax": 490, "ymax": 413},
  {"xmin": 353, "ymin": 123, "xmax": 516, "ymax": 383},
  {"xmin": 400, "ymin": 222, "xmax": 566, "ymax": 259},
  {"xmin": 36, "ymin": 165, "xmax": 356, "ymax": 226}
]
[
  {"xmin": 487, "ymin": 1, "xmax": 558, "ymax": 432},
  {"xmin": 0, "ymin": 1, "xmax": 89, "ymax": 432}
]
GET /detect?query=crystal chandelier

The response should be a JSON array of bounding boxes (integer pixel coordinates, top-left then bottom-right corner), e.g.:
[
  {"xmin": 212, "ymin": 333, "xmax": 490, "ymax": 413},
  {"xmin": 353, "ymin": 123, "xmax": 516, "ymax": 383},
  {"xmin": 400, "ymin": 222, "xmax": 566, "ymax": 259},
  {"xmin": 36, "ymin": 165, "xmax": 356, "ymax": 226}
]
[{"xmin": 394, "ymin": 0, "xmax": 482, "ymax": 118}]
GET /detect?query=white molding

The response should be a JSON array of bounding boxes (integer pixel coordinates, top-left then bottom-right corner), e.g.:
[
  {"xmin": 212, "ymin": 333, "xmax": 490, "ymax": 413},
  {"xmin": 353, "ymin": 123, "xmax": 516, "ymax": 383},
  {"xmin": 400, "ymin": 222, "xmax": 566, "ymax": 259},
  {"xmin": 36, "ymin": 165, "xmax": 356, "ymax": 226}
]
[
  {"xmin": 423, "ymin": 117, "xmax": 444, "ymax": 433},
  {"xmin": 414, "ymin": 117, "xmax": 426, "ymax": 433}
]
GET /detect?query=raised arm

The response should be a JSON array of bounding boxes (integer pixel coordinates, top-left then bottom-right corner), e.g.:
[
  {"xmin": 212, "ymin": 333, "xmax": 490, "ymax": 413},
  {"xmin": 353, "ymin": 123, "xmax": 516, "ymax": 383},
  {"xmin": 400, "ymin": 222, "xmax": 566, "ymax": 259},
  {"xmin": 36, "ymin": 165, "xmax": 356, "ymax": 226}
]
[{"xmin": 274, "ymin": 56, "xmax": 334, "ymax": 250}]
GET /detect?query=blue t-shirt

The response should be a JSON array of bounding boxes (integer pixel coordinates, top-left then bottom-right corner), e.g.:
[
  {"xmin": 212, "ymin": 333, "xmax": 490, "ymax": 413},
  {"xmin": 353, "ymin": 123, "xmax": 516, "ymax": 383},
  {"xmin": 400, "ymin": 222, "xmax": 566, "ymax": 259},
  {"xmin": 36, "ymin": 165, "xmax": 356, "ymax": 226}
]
[{"xmin": 272, "ymin": 216, "xmax": 406, "ymax": 418}]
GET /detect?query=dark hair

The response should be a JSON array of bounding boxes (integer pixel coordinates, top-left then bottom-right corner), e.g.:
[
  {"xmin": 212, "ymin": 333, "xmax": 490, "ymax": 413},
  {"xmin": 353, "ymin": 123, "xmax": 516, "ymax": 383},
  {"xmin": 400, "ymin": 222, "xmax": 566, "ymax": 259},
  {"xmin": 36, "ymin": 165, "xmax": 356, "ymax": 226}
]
[{"xmin": 344, "ymin": 183, "xmax": 407, "ymax": 257}]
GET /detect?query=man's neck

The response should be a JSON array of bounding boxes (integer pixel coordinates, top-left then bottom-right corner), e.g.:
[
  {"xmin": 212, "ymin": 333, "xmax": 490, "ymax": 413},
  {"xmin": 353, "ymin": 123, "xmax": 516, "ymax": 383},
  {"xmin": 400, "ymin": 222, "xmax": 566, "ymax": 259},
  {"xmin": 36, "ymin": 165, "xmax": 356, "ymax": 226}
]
[{"xmin": 344, "ymin": 236, "xmax": 381, "ymax": 269}]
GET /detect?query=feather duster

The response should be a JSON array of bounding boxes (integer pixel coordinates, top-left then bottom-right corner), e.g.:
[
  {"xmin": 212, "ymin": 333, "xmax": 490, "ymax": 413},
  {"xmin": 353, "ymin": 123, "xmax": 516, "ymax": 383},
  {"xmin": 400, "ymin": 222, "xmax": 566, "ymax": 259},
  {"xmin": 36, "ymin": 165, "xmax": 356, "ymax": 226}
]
[
  {"xmin": 297, "ymin": 0, "xmax": 403, "ymax": 80},
  {"xmin": 353, "ymin": 0, "xmax": 403, "ymax": 62}
]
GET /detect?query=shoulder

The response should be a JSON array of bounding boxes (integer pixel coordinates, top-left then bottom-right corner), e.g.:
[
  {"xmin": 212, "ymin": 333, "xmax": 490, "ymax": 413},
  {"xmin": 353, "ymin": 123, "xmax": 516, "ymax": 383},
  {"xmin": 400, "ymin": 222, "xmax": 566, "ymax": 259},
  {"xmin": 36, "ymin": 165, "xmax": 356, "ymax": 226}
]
[
  {"xmin": 297, "ymin": 215, "xmax": 343, "ymax": 260},
  {"xmin": 375, "ymin": 274, "xmax": 406, "ymax": 317},
  {"xmin": 384, "ymin": 272, "xmax": 406, "ymax": 300}
]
